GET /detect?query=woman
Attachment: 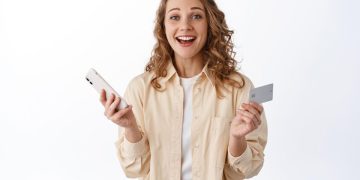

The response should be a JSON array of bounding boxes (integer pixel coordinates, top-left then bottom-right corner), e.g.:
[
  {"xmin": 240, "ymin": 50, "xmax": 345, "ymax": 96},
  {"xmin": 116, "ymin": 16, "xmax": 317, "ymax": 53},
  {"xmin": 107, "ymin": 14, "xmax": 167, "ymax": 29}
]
[{"xmin": 100, "ymin": 0, "xmax": 267, "ymax": 179}]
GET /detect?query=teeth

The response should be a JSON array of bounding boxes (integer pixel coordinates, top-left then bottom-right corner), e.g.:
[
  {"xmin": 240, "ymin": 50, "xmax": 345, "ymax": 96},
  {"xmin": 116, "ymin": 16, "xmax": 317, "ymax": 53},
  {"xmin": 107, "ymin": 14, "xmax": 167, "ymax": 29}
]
[{"xmin": 177, "ymin": 36, "xmax": 195, "ymax": 41}]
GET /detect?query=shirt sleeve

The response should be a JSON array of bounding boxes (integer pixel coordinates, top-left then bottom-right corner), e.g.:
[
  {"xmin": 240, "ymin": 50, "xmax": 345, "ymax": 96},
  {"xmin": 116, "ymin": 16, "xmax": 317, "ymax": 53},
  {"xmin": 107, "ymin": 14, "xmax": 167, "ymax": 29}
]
[
  {"xmin": 227, "ymin": 143, "xmax": 252, "ymax": 166},
  {"xmin": 114, "ymin": 75, "xmax": 150, "ymax": 178},
  {"xmin": 226, "ymin": 111, "xmax": 267, "ymax": 178},
  {"xmin": 122, "ymin": 134, "xmax": 148, "ymax": 157},
  {"xmin": 224, "ymin": 74, "xmax": 268, "ymax": 179}
]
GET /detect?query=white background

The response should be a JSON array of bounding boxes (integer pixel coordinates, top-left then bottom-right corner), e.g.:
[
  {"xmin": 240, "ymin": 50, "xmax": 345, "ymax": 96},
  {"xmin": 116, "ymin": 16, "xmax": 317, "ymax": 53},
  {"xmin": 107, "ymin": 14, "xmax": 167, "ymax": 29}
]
[{"xmin": 1, "ymin": 0, "xmax": 359, "ymax": 179}]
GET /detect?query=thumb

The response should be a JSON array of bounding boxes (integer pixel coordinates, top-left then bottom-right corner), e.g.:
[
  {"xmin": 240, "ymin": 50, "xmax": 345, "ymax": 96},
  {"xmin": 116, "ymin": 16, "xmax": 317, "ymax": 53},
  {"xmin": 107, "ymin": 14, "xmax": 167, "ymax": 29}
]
[{"xmin": 126, "ymin": 105, "xmax": 133, "ymax": 113}]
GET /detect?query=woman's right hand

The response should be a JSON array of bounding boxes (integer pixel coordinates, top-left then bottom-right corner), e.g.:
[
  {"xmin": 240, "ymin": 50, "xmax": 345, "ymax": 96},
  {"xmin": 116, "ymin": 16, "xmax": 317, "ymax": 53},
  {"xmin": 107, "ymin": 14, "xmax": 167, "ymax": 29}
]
[
  {"xmin": 100, "ymin": 89, "xmax": 142, "ymax": 142},
  {"xmin": 99, "ymin": 89, "xmax": 138, "ymax": 130}
]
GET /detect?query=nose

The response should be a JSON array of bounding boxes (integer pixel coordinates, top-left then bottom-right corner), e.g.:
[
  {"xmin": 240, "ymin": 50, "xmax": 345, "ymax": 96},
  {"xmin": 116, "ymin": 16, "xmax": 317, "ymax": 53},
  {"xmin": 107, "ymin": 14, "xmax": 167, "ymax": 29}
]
[{"xmin": 179, "ymin": 18, "xmax": 193, "ymax": 31}]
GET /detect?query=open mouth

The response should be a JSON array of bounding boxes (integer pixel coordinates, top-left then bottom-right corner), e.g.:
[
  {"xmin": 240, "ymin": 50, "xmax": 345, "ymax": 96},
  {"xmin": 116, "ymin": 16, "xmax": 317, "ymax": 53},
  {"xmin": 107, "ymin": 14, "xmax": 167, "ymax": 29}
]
[{"xmin": 176, "ymin": 36, "xmax": 196, "ymax": 45}]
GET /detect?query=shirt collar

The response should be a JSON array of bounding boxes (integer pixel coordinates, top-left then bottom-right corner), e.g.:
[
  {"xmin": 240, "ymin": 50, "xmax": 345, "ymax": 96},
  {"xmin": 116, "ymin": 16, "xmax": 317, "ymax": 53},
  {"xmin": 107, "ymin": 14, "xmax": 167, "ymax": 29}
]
[{"xmin": 158, "ymin": 60, "xmax": 215, "ymax": 89}]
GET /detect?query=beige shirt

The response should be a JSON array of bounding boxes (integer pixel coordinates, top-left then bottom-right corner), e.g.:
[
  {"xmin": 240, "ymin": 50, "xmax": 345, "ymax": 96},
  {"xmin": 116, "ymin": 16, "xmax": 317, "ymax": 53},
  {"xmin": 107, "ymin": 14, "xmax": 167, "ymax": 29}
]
[{"xmin": 115, "ymin": 61, "xmax": 268, "ymax": 180}]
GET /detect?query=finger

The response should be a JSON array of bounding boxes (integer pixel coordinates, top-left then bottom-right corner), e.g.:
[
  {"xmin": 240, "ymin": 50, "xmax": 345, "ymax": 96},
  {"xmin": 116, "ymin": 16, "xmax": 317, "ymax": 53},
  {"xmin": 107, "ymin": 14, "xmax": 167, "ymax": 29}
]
[
  {"xmin": 239, "ymin": 110, "xmax": 254, "ymax": 124},
  {"xmin": 240, "ymin": 111, "xmax": 258, "ymax": 129},
  {"xmin": 234, "ymin": 108, "xmax": 245, "ymax": 121},
  {"xmin": 111, "ymin": 106, "xmax": 132, "ymax": 123},
  {"xmin": 105, "ymin": 93, "xmax": 115, "ymax": 109},
  {"xmin": 248, "ymin": 109, "xmax": 261, "ymax": 125},
  {"xmin": 104, "ymin": 94, "xmax": 116, "ymax": 117},
  {"xmin": 108, "ymin": 96, "xmax": 120, "ymax": 115},
  {"xmin": 242, "ymin": 103, "xmax": 261, "ymax": 123},
  {"xmin": 112, "ymin": 106, "xmax": 131, "ymax": 120},
  {"xmin": 240, "ymin": 109, "xmax": 260, "ymax": 127},
  {"xmin": 99, "ymin": 89, "xmax": 107, "ymax": 106},
  {"xmin": 249, "ymin": 102, "xmax": 264, "ymax": 114}
]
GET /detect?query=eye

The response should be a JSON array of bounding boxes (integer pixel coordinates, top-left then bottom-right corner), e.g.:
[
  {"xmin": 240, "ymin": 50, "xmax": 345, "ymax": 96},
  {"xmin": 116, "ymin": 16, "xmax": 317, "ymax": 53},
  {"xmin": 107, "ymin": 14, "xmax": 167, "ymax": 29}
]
[
  {"xmin": 192, "ymin": 14, "xmax": 202, "ymax": 20},
  {"xmin": 170, "ymin": 15, "xmax": 180, "ymax": 20}
]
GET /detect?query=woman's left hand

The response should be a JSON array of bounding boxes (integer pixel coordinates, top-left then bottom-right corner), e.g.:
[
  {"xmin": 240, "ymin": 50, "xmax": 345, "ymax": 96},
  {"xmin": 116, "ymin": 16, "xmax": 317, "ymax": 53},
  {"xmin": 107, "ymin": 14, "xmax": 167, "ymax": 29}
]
[{"xmin": 230, "ymin": 102, "xmax": 264, "ymax": 139}]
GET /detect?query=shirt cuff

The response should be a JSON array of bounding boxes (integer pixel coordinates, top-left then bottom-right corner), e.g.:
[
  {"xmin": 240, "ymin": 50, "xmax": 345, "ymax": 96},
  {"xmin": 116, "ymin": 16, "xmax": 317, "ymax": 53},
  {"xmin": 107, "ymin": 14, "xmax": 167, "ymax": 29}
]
[
  {"xmin": 228, "ymin": 144, "xmax": 252, "ymax": 167},
  {"xmin": 122, "ymin": 136, "xmax": 147, "ymax": 157}
]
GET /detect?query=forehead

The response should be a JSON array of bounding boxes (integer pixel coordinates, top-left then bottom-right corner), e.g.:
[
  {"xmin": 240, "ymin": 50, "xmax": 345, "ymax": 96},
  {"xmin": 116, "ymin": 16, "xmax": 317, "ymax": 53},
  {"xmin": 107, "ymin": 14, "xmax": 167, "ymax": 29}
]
[{"xmin": 165, "ymin": 0, "xmax": 204, "ymax": 11}]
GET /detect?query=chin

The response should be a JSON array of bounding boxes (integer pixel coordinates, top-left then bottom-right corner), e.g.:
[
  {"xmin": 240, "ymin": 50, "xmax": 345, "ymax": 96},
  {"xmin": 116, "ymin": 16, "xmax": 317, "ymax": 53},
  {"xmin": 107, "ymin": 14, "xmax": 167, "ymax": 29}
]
[{"xmin": 174, "ymin": 49, "xmax": 201, "ymax": 59}]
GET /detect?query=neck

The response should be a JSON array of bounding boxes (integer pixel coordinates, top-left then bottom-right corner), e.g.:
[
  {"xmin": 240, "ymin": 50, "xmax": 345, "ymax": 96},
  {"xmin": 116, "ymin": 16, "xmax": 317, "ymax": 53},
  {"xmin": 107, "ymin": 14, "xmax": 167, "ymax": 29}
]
[{"xmin": 173, "ymin": 53, "xmax": 205, "ymax": 78}]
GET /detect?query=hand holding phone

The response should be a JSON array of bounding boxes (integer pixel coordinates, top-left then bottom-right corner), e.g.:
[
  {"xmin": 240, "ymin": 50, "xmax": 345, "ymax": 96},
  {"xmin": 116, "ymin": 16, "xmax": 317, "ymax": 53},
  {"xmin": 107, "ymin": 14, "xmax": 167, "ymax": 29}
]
[
  {"xmin": 85, "ymin": 68, "xmax": 128, "ymax": 110},
  {"xmin": 85, "ymin": 68, "xmax": 142, "ymax": 142}
]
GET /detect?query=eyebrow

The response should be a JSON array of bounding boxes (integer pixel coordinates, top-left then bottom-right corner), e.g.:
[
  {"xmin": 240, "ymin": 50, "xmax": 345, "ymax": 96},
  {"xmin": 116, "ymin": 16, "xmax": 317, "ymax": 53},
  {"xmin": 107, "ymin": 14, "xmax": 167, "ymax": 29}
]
[{"xmin": 167, "ymin": 7, "xmax": 204, "ymax": 13}]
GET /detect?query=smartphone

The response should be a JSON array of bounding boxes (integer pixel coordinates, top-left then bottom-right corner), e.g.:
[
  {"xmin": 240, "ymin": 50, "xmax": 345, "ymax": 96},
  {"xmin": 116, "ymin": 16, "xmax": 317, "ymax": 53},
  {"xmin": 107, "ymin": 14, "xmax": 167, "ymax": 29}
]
[{"xmin": 85, "ymin": 68, "xmax": 128, "ymax": 110}]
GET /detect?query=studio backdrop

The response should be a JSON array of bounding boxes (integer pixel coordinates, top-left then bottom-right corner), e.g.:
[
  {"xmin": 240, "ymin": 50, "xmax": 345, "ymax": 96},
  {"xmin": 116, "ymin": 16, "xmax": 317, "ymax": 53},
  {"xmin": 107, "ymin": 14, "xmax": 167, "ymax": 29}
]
[{"xmin": 0, "ymin": 0, "xmax": 359, "ymax": 179}]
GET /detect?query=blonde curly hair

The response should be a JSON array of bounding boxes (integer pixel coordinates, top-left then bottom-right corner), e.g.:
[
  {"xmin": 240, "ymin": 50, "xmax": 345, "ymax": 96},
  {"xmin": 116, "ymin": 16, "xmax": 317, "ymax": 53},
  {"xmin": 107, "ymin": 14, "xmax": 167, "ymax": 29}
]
[{"xmin": 145, "ymin": 0, "xmax": 245, "ymax": 98}]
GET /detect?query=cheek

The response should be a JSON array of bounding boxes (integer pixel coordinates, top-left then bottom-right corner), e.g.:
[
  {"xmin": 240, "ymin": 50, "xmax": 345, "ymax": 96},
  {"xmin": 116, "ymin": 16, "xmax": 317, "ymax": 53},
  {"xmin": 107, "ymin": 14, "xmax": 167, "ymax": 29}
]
[
  {"xmin": 198, "ymin": 24, "xmax": 208, "ymax": 42},
  {"xmin": 197, "ymin": 22, "xmax": 208, "ymax": 37},
  {"xmin": 203, "ymin": 23, "xmax": 208, "ymax": 37},
  {"xmin": 164, "ymin": 26, "xmax": 174, "ymax": 42}
]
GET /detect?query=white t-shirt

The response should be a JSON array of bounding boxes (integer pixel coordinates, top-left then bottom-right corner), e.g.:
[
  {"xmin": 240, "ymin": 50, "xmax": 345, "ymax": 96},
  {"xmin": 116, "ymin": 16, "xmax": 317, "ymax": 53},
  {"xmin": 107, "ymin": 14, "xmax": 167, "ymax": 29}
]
[{"xmin": 180, "ymin": 73, "xmax": 201, "ymax": 180}]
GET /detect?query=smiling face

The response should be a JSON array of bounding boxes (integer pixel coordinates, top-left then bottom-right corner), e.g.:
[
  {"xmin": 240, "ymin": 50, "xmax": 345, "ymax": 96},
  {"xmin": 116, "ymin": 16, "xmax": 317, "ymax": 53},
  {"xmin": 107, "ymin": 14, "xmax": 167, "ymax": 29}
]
[{"xmin": 164, "ymin": 0, "xmax": 208, "ymax": 60}]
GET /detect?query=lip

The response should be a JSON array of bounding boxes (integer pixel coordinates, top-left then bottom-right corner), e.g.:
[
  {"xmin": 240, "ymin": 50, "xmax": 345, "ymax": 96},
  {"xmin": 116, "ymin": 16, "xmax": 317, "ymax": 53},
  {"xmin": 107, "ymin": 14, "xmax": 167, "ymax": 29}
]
[{"xmin": 175, "ymin": 35, "xmax": 197, "ymax": 47}]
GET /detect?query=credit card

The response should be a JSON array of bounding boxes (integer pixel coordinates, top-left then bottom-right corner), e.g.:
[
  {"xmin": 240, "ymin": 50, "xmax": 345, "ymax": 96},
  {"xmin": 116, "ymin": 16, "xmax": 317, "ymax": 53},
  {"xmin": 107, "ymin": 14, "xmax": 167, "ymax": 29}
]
[{"xmin": 249, "ymin": 83, "xmax": 273, "ymax": 104}]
